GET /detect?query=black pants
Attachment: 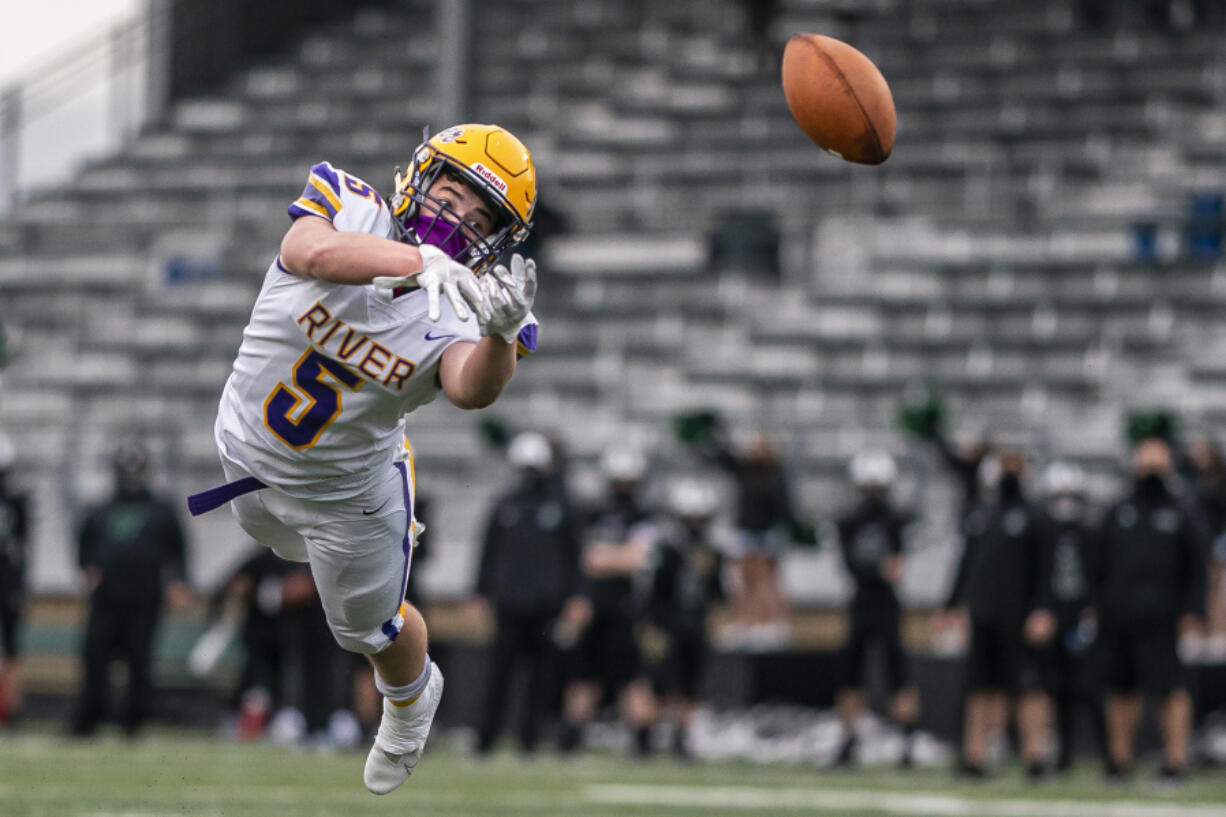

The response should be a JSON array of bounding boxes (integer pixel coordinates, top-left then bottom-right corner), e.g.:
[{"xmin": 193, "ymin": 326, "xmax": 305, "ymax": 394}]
[
  {"xmin": 236, "ymin": 614, "xmax": 286, "ymax": 710},
  {"xmin": 1050, "ymin": 627, "xmax": 1096, "ymax": 768},
  {"xmin": 0, "ymin": 595, "xmax": 21, "ymax": 659},
  {"xmin": 71, "ymin": 596, "xmax": 160, "ymax": 735},
  {"xmin": 652, "ymin": 630, "xmax": 708, "ymax": 701},
  {"xmin": 476, "ymin": 608, "xmax": 561, "ymax": 753},
  {"xmin": 841, "ymin": 595, "xmax": 908, "ymax": 692},
  {"xmin": 569, "ymin": 608, "xmax": 640, "ymax": 695},
  {"xmin": 288, "ymin": 604, "xmax": 344, "ymax": 734}
]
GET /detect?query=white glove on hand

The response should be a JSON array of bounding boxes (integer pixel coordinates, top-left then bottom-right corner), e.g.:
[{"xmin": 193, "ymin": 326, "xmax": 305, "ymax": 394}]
[
  {"xmin": 481, "ymin": 254, "xmax": 537, "ymax": 344},
  {"xmin": 372, "ymin": 244, "xmax": 491, "ymax": 324}
]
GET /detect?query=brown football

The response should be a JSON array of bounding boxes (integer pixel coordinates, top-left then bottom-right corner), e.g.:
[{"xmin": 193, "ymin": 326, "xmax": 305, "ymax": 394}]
[{"xmin": 781, "ymin": 33, "xmax": 896, "ymax": 165}]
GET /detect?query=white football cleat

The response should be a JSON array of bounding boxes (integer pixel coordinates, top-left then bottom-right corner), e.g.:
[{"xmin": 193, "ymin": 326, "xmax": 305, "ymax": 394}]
[{"xmin": 363, "ymin": 662, "xmax": 444, "ymax": 795}]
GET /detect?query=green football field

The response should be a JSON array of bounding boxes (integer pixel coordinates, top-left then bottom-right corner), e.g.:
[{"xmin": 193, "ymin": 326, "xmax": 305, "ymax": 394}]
[{"xmin": 2, "ymin": 728, "xmax": 1225, "ymax": 817}]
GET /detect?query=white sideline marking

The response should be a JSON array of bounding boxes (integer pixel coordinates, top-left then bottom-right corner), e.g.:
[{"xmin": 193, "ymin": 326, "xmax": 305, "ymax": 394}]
[
  {"xmin": 585, "ymin": 784, "xmax": 1226, "ymax": 817},
  {"xmin": 84, "ymin": 809, "xmax": 225, "ymax": 817}
]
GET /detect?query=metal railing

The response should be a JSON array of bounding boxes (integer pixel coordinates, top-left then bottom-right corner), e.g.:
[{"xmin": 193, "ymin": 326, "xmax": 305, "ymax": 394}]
[
  {"xmin": 0, "ymin": 0, "xmax": 418, "ymax": 217},
  {"xmin": 0, "ymin": 16, "xmax": 150, "ymax": 213}
]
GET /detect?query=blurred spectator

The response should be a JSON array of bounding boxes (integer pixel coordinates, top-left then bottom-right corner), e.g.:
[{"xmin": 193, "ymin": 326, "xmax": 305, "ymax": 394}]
[
  {"xmin": 1182, "ymin": 440, "xmax": 1226, "ymax": 644},
  {"xmin": 691, "ymin": 423, "xmax": 797, "ymax": 648},
  {"xmin": 561, "ymin": 446, "xmax": 657, "ymax": 755},
  {"xmin": 0, "ymin": 434, "xmax": 29, "ymax": 729},
  {"xmin": 1092, "ymin": 437, "xmax": 1206, "ymax": 782},
  {"xmin": 638, "ymin": 478, "xmax": 728, "ymax": 759},
  {"xmin": 275, "ymin": 566, "xmax": 351, "ymax": 744},
  {"xmin": 214, "ymin": 549, "xmax": 351, "ymax": 744},
  {"xmin": 1212, "ymin": 539, "xmax": 1226, "ymax": 655},
  {"xmin": 219, "ymin": 549, "xmax": 293, "ymax": 740},
  {"xmin": 902, "ymin": 392, "xmax": 991, "ymax": 525},
  {"xmin": 941, "ymin": 450, "xmax": 1055, "ymax": 779},
  {"xmin": 834, "ymin": 450, "xmax": 919, "ymax": 768},
  {"xmin": 70, "ymin": 441, "xmax": 190, "ymax": 737},
  {"xmin": 927, "ymin": 429, "xmax": 992, "ymax": 524},
  {"xmin": 1037, "ymin": 461, "xmax": 1098, "ymax": 772},
  {"xmin": 404, "ymin": 494, "xmax": 432, "ymax": 609},
  {"xmin": 467, "ymin": 432, "xmax": 589, "ymax": 755},
  {"xmin": 1183, "ymin": 439, "xmax": 1226, "ymax": 535}
]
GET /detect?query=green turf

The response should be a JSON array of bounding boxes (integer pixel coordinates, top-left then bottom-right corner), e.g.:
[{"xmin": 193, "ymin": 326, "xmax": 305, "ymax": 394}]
[{"xmin": 1, "ymin": 726, "xmax": 1224, "ymax": 817}]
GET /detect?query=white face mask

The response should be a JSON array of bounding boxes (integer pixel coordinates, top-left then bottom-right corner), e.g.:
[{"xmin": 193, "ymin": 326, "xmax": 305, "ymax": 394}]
[{"xmin": 977, "ymin": 456, "xmax": 1002, "ymax": 494}]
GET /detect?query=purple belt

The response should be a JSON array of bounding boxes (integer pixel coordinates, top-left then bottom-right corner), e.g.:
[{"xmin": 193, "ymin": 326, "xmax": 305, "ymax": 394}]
[{"xmin": 187, "ymin": 476, "xmax": 266, "ymax": 516}]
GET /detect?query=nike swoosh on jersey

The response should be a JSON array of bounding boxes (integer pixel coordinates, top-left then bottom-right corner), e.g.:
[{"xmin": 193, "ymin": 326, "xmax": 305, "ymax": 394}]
[
  {"xmin": 362, "ymin": 498, "xmax": 392, "ymax": 516},
  {"xmin": 424, "ymin": 330, "xmax": 457, "ymax": 341}
]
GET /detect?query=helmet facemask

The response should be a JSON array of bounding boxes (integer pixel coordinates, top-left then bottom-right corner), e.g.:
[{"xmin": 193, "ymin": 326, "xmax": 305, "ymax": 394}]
[{"xmin": 391, "ymin": 139, "xmax": 531, "ymax": 274}]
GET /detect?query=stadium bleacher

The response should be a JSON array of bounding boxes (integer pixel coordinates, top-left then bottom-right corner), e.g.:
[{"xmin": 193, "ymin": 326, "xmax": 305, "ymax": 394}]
[{"xmin": 0, "ymin": 0, "xmax": 1223, "ymax": 608}]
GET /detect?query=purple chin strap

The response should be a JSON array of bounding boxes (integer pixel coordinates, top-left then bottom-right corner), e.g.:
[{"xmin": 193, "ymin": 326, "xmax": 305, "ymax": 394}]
[{"xmin": 407, "ymin": 212, "xmax": 474, "ymax": 264}]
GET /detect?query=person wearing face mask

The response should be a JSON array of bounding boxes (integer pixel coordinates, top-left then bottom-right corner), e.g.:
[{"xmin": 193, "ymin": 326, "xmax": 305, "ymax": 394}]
[
  {"xmin": 466, "ymin": 432, "xmax": 589, "ymax": 755},
  {"xmin": 189, "ymin": 124, "xmax": 540, "ymax": 793},
  {"xmin": 638, "ymin": 478, "xmax": 728, "ymax": 759},
  {"xmin": 1091, "ymin": 436, "xmax": 1207, "ymax": 783},
  {"xmin": 833, "ymin": 450, "xmax": 920, "ymax": 768},
  {"xmin": 1037, "ymin": 461, "xmax": 1097, "ymax": 773},
  {"xmin": 70, "ymin": 441, "xmax": 190, "ymax": 737},
  {"xmin": 560, "ymin": 446, "xmax": 657, "ymax": 755},
  {"xmin": 942, "ymin": 449, "xmax": 1055, "ymax": 779}
]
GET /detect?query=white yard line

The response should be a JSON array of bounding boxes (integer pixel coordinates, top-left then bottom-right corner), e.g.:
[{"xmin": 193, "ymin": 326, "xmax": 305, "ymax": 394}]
[{"xmin": 586, "ymin": 784, "xmax": 1226, "ymax": 817}]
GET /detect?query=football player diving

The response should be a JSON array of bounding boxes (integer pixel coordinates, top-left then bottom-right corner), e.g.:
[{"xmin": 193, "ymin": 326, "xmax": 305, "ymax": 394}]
[{"xmin": 187, "ymin": 124, "xmax": 538, "ymax": 794}]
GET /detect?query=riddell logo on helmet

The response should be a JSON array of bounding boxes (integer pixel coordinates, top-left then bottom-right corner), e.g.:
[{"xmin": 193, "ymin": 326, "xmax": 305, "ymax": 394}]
[{"xmin": 469, "ymin": 163, "xmax": 508, "ymax": 195}]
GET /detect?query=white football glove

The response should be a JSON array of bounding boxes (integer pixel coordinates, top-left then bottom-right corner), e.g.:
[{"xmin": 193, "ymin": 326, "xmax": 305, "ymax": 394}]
[
  {"xmin": 481, "ymin": 254, "xmax": 537, "ymax": 344},
  {"xmin": 372, "ymin": 244, "xmax": 491, "ymax": 324}
]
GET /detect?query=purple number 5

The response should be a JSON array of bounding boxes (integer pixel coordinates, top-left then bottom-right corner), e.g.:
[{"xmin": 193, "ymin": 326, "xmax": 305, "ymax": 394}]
[{"xmin": 264, "ymin": 349, "xmax": 363, "ymax": 449}]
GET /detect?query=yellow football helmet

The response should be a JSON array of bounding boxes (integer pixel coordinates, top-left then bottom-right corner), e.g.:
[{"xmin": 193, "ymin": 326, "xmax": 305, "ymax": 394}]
[{"xmin": 390, "ymin": 123, "xmax": 536, "ymax": 273}]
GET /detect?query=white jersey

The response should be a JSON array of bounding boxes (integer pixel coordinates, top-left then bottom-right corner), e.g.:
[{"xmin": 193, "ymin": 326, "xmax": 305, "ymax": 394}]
[{"xmin": 215, "ymin": 162, "xmax": 538, "ymax": 500}]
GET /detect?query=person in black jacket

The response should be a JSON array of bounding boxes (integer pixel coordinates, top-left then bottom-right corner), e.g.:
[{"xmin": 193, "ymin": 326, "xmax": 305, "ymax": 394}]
[
  {"xmin": 638, "ymin": 477, "xmax": 727, "ymax": 758},
  {"xmin": 70, "ymin": 441, "xmax": 189, "ymax": 737},
  {"xmin": 467, "ymin": 431, "xmax": 589, "ymax": 755},
  {"xmin": 0, "ymin": 434, "xmax": 30, "ymax": 728},
  {"xmin": 834, "ymin": 450, "xmax": 920, "ymax": 767},
  {"xmin": 560, "ymin": 446, "xmax": 656, "ymax": 755},
  {"xmin": 941, "ymin": 450, "xmax": 1055, "ymax": 778},
  {"xmin": 1037, "ymin": 461, "xmax": 1098, "ymax": 772},
  {"xmin": 1093, "ymin": 436, "xmax": 1206, "ymax": 782}
]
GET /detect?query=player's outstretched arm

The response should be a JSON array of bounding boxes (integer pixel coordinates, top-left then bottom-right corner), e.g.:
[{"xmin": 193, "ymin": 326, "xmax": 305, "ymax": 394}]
[
  {"xmin": 283, "ymin": 215, "xmax": 491, "ymax": 322},
  {"xmin": 438, "ymin": 338, "xmax": 517, "ymax": 410},
  {"xmin": 437, "ymin": 253, "xmax": 537, "ymax": 410},
  {"xmin": 280, "ymin": 215, "xmax": 424, "ymax": 286}
]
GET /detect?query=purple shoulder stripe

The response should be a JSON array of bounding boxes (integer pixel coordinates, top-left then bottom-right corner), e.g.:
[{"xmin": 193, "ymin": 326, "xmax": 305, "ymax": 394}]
[
  {"xmin": 310, "ymin": 161, "xmax": 342, "ymax": 196},
  {"xmin": 286, "ymin": 161, "xmax": 343, "ymax": 222},
  {"xmin": 287, "ymin": 200, "xmax": 330, "ymax": 221}
]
